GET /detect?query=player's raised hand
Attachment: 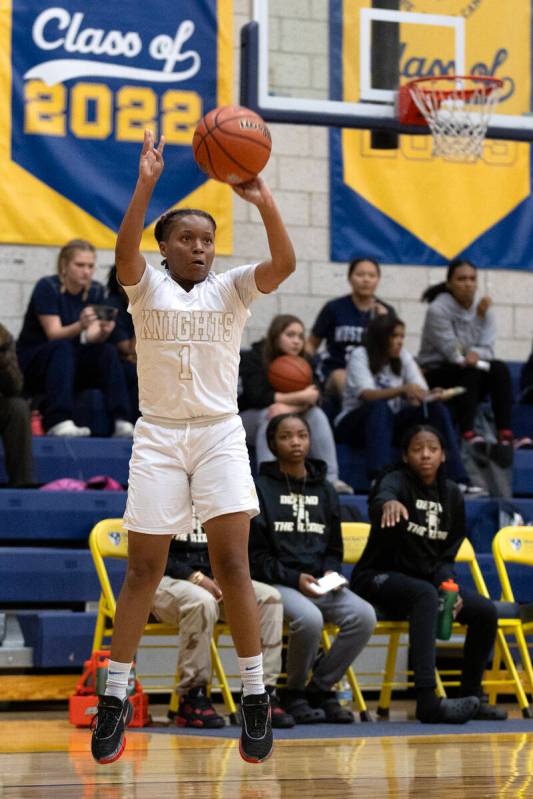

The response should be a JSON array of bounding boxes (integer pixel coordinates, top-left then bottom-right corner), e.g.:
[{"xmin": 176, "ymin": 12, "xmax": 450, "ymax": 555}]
[
  {"xmin": 232, "ymin": 175, "xmax": 272, "ymax": 208},
  {"xmin": 139, "ymin": 129, "xmax": 165, "ymax": 184}
]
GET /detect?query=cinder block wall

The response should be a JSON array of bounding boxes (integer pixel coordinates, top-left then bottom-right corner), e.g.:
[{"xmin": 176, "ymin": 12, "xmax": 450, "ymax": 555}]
[{"xmin": 1, "ymin": 0, "xmax": 532, "ymax": 362}]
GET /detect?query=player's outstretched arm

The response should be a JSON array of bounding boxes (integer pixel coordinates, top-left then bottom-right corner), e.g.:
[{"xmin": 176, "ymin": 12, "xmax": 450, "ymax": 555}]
[
  {"xmin": 115, "ymin": 129, "xmax": 165, "ymax": 287},
  {"xmin": 233, "ymin": 177, "xmax": 296, "ymax": 293}
]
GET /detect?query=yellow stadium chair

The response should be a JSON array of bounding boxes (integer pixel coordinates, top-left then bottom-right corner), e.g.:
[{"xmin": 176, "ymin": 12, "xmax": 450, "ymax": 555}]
[
  {"xmin": 442, "ymin": 538, "xmax": 531, "ymax": 716},
  {"xmin": 89, "ymin": 518, "xmax": 237, "ymax": 720},
  {"xmin": 338, "ymin": 523, "xmax": 531, "ymax": 717},
  {"xmin": 490, "ymin": 525, "xmax": 533, "ymax": 714}
]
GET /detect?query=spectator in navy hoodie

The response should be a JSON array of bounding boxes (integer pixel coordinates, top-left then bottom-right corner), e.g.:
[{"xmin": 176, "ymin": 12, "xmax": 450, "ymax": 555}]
[
  {"xmin": 306, "ymin": 257, "xmax": 395, "ymax": 396},
  {"xmin": 17, "ymin": 240, "xmax": 132, "ymax": 437},
  {"xmin": 249, "ymin": 413, "xmax": 376, "ymax": 724}
]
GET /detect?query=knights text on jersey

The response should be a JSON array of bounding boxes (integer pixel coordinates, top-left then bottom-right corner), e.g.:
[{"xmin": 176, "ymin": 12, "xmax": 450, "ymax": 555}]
[{"xmin": 123, "ymin": 263, "xmax": 260, "ymax": 421}]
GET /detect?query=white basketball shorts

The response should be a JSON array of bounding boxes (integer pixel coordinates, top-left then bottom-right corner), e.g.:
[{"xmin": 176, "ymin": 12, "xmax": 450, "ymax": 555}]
[{"xmin": 123, "ymin": 414, "xmax": 260, "ymax": 535}]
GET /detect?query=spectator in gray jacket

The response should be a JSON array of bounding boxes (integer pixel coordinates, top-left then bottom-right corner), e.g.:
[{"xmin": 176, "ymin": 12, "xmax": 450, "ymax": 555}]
[
  {"xmin": 418, "ymin": 259, "xmax": 514, "ymax": 447},
  {"xmin": 0, "ymin": 323, "xmax": 32, "ymax": 486}
]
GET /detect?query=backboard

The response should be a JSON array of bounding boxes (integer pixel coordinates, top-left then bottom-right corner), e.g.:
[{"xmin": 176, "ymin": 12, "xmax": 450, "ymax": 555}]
[{"xmin": 240, "ymin": 0, "xmax": 533, "ymax": 142}]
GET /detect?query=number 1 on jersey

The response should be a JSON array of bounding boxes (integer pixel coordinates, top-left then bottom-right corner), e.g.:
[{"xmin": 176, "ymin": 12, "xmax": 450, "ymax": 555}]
[{"xmin": 178, "ymin": 345, "xmax": 192, "ymax": 380}]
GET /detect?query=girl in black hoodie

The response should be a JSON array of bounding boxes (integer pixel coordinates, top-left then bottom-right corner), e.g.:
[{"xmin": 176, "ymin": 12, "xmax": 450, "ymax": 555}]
[
  {"xmin": 249, "ymin": 413, "xmax": 376, "ymax": 724},
  {"xmin": 351, "ymin": 424, "xmax": 506, "ymax": 724}
]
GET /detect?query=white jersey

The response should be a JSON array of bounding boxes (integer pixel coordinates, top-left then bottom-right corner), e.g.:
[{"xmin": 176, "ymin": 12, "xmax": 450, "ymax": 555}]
[{"xmin": 123, "ymin": 262, "xmax": 260, "ymax": 422}]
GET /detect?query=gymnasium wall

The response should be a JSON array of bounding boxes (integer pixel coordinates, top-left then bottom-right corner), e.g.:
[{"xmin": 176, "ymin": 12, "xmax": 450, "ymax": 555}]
[{"xmin": 1, "ymin": 0, "xmax": 532, "ymax": 360}]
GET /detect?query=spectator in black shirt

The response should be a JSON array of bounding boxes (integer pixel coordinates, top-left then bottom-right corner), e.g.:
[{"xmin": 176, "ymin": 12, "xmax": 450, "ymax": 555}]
[
  {"xmin": 249, "ymin": 413, "xmax": 376, "ymax": 723},
  {"xmin": 351, "ymin": 425, "xmax": 507, "ymax": 724},
  {"xmin": 239, "ymin": 314, "xmax": 352, "ymax": 494},
  {"xmin": 106, "ymin": 265, "xmax": 138, "ymax": 423},
  {"xmin": 0, "ymin": 323, "xmax": 32, "ymax": 486},
  {"xmin": 151, "ymin": 512, "xmax": 294, "ymax": 729}
]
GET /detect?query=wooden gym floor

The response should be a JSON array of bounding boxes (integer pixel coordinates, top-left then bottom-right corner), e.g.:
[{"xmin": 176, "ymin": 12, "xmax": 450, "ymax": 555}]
[{"xmin": 1, "ymin": 704, "xmax": 533, "ymax": 798}]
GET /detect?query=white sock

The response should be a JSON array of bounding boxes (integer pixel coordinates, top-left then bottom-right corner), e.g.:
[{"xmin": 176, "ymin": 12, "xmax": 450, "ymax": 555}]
[
  {"xmin": 238, "ymin": 653, "xmax": 265, "ymax": 697},
  {"xmin": 104, "ymin": 659, "xmax": 131, "ymax": 700}
]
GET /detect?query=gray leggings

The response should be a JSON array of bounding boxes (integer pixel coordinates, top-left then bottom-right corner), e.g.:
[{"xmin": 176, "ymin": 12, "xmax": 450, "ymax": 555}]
[
  {"xmin": 275, "ymin": 585, "xmax": 376, "ymax": 691},
  {"xmin": 240, "ymin": 406, "xmax": 340, "ymax": 482}
]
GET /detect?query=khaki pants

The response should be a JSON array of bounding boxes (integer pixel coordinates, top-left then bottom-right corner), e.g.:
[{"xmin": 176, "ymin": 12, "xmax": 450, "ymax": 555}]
[{"xmin": 152, "ymin": 577, "xmax": 283, "ymax": 695}]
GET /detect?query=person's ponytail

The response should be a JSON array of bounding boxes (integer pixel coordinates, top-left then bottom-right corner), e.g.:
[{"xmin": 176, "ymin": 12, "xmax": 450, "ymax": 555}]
[{"xmin": 421, "ymin": 281, "xmax": 449, "ymax": 303}]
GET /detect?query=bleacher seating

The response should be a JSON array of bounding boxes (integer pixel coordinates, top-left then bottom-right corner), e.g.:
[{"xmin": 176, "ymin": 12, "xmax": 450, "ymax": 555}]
[
  {"xmin": 0, "ymin": 438, "xmax": 132, "ymax": 486},
  {"xmin": 1, "ymin": 360, "xmax": 533, "ymax": 689},
  {"xmin": 17, "ymin": 611, "xmax": 98, "ymax": 667},
  {"xmin": 2, "ymin": 486, "xmax": 533, "ymax": 675},
  {"xmin": 0, "ymin": 547, "xmax": 125, "ymax": 602},
  {"xmin": 0, "ymin": 489, "xmax": 126, "ymax": 541}
]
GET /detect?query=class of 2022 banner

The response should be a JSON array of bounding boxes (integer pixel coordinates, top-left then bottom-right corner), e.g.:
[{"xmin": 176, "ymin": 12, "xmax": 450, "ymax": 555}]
[
  {"xmin": 0, "ymin": 0, "xmax": 233, "ymax": 251},
  {"xmin": 330, "ymin": 0, "xmax": 533, "ymax": 269}
]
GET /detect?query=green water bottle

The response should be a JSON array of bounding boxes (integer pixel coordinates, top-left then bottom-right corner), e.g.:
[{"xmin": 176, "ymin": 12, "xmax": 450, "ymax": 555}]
[{"xmin": 436, "ymin": 579, "xmax": 459, "ymax": 640}]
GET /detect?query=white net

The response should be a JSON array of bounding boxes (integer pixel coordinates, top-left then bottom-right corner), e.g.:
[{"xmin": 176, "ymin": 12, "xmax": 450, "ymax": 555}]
[{"xmin": 408, "ymin": 76, "xmax": 502, "ymax": 162}]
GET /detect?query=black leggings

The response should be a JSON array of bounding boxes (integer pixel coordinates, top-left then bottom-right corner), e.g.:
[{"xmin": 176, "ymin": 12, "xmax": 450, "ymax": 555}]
[
  {"xmin": 351, "ymin": 570, "xmax": 497, "ymax": 693},
  {"xmin": 424, "ymin": 360, "xmax": 512, "ymax": 433}
]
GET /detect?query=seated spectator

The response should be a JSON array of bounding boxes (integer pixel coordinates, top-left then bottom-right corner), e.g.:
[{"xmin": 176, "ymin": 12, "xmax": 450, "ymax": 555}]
[
  {"xmin": 106, "ymin": 265, "xmax": 139, "ymax": 423},
  {"xmin": 350, "ymin": 425, "xmax": 507, "ymax": 724},
  {"xmin": 249, "ymin": 413, "xmax": 376, "ymax": 724},
  {"xmin": 0, "ymin": 323, "xmax": 32, "ymax": 486},
  {"xmin": 418, "ymin": 259, "xmax": 515, "ymax": 448},
  {"xmin": 152, "ymin": 513, "xmax": 294, "ymax": 729},
  {"xmin": 239, "ymin": 314, "xmax": 353, "ymax": 494},
  {"xmin": 306, "ymin": 257, "xmax": 395, "ymax": 397},
  {"xmin": 334, "ymin": 315, "xmax": 481, "ymax": 493},
  {"xmin": 16, "ymin": 240, "xmax": 133, "ymax": 437}
]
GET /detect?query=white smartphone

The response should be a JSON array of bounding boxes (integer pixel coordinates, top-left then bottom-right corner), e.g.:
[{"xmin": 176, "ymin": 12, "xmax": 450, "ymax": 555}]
[{"xmin": 310, "ymin": 572, "xmax": 348, "ymax": 595}]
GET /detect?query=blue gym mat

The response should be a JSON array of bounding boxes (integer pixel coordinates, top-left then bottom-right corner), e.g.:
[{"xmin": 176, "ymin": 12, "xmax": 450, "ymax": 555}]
[{"xmin": 132, "ymin": 718, "xmax": 533, "ymax": 739}]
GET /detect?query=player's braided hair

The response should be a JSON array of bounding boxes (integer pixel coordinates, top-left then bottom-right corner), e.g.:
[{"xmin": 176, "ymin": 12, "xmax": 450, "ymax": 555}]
[
  {"xmin": 57, "ymin": 239, "xmax": 95, "ymax": 302},
  {"xmin": 154, "ymin": 209, "xmax": 217, "ymax": 269}
]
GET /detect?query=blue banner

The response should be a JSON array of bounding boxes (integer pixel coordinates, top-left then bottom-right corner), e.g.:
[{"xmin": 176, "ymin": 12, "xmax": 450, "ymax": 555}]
[
  {"xmin": 0, "ymin": 1, "xmax": 233, "ymax": 251},
  {"xmin": 330, "ymin": 0, "xmax": 533, "ymax": 269}
]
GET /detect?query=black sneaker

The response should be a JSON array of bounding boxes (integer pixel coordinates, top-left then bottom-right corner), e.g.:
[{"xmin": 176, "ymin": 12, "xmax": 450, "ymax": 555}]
[
  {"xmin": 91, "ymin": 694, "xmax": 133, "ymax": 764},
  {"xmin": 239, "ymin": 692, "xmax": 273, "ymax": 763},
  {"xmin": 266, "ymin": 686, "xmax": 295, "ymax": 729},
  {"xmin": 173, "ymin": 686, "xmax": 225, "ymax": 729}
]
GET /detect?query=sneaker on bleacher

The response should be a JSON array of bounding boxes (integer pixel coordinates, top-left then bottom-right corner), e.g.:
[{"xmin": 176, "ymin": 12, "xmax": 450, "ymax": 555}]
[
  {"xmin": 47, "ymin": 419, "xmax": 91, "ymax": 436},
  {"xmin": 113, "ymin": 419, "xmax": 134, "ymax": 437}
]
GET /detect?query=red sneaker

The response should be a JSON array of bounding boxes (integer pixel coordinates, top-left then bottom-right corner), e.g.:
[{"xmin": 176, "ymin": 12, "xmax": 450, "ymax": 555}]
[{"xmin": 172, "ymin": 686, "xmax": 225, "ymax": 729}]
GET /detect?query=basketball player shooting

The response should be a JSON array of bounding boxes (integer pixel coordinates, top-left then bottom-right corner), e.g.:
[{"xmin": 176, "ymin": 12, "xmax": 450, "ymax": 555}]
[{"xmin": 90, "ymin": 129, "xmax": 295, "ymax": 765}]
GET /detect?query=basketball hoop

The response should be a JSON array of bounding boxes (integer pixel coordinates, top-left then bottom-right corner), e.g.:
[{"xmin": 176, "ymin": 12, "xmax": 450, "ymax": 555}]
[{"xmin": 398, "ymin": 75, "xmax": 503, "ymax": 162}]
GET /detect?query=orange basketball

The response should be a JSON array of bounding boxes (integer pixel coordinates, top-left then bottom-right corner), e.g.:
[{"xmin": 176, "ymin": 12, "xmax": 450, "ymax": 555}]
[
  {"xmin": 192, "ymin": 106, "xmax": 272, "ymax": 184},
  {"xmin": 267, "ymin": 355, "xmax": 314, "ymax": 393}
]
